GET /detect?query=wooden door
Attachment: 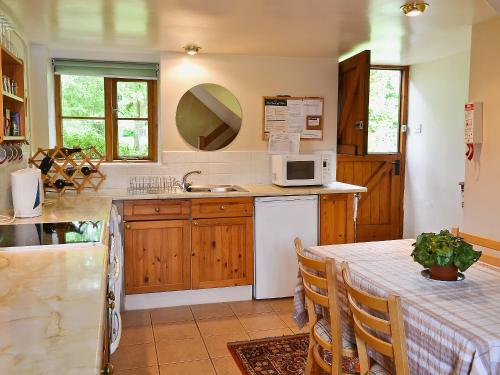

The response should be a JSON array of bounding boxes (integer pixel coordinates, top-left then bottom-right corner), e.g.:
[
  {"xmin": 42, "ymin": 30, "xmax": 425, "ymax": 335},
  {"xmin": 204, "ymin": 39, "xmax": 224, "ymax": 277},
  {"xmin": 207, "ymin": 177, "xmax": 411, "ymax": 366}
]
[
  {"xmin": 337, "ymin": 50, "xmax": 370, "ymax": 156},
  {"xmin": 320, "ymin": 193, "xmax": 355, "ymax": 245},
  {"xmin": 191, "ymin": 217, "xmax": 253, "ymax": 289},
  {"xmin": 337, "ymin": 155, "xmax": 403, "ymax": 241},
  {"xmin": 124, "ymin": 220, "xmax": 191, "ymax": 294}
]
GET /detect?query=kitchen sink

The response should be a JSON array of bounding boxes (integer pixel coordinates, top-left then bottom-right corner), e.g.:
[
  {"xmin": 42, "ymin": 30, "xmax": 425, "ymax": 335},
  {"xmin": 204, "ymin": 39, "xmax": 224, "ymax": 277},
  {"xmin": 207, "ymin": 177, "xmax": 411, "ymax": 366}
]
[{"xmin": 187, "ymin": 185, "xmax": 247, "ymax": 193}]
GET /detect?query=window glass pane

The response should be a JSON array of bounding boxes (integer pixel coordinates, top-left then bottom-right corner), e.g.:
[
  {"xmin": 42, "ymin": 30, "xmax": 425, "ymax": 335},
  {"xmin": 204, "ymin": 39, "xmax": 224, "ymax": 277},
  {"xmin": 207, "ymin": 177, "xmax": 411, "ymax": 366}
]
[
  {"xmin": 61, "ymin": 75, "xmax": 105, "ymax": 117},
  {"xmin": 117, "ymin": 81, "xmax": 148, "ymax": 118},
  {"xmin": 117, "ymin": 120, "xmax": 149, "ymax": 158},
  {"xmin": 62, "ymin": 119, "xmax": 105, "ymax": 156},
  {"xmin": 368, "ymin": 69, "xmax": 401, "ymax": 153}
]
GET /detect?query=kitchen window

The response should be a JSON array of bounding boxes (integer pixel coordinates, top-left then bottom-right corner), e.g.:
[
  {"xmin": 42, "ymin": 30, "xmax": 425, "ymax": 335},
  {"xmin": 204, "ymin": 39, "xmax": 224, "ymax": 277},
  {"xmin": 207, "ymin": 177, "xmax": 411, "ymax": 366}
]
[
  {"xmin": 367, "ymin": 66, "xmax": 408, "ymax": 154},
  {"xmin": 53, "ymin": 59, "xmax": 158, "ymax": 162}
]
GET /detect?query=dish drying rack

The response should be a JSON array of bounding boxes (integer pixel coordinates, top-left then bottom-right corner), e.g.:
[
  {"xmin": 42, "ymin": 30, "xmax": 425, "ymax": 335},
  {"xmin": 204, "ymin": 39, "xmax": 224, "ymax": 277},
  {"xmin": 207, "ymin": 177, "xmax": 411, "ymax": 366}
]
[{"xmin": 128, "ymin": 175, "xmax": 180, "ymax": 195}]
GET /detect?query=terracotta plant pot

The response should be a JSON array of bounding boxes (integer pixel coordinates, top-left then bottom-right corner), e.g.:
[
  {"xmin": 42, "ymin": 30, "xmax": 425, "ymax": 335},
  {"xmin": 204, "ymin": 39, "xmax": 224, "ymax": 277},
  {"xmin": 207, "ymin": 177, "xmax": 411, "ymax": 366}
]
[{"xmin": 429, "ymin": 265, "xmax": 459, "ymax": 281}]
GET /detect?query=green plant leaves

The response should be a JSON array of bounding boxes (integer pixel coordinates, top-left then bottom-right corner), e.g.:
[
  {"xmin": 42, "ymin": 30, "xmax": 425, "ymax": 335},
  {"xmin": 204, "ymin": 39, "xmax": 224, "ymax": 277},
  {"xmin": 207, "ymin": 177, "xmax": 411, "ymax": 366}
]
[{"xmin": 411, "ymin": 230, "xmax": 481, "ymax": 272}]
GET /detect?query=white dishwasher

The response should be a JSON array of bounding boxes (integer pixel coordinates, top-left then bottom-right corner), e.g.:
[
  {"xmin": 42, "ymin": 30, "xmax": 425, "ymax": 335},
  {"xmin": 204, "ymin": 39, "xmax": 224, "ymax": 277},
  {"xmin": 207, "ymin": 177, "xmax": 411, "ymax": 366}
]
[{"xmin": 254, "ymin": 195, "xmax": 318, "ymax": 299}]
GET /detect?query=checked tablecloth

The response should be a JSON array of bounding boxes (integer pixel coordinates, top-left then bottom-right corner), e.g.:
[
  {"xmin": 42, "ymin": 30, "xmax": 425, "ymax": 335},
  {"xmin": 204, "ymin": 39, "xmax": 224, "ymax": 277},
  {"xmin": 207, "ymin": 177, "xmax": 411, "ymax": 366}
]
[{"xmin": 292, "ymin": 239, "xmax": 500, "ymax": 375}]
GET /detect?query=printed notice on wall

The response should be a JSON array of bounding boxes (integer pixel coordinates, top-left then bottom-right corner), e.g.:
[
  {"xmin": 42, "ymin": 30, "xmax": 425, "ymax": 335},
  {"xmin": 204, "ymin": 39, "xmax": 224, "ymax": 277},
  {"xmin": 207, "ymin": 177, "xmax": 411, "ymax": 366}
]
[
  {"xmin": 287, "ymin": 99, "xmax": 306, "ymax": 133},
  {"xmin": 264, "ymin": 98, "xmax": 288, "ymax": 132},
  {"xmin": 268, "ymin": 132, "xmax": 300, "ymax": 154}
]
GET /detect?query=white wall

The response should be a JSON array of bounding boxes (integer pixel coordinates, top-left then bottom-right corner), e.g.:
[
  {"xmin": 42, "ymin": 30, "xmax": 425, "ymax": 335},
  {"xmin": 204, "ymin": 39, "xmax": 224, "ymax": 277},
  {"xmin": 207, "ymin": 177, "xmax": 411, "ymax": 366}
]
[
  {"xmin": 465, "ymin": 16, "xmax": 500, "ymax": 243},
  {"xmin": 404, "ymin": 51, "xmax": 470, "ymax": 238}
]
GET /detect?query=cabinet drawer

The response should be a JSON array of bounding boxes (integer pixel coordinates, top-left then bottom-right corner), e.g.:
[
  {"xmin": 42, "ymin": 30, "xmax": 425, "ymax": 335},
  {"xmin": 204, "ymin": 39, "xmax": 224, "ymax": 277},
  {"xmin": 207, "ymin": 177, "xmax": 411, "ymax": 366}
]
[
  {"xmin": 124, "ymin": 199, "xmax": 190, "ymax": 221},
  {"xmin": 191, "ymin": 197, "xmax": 253, "ymax": 218}
]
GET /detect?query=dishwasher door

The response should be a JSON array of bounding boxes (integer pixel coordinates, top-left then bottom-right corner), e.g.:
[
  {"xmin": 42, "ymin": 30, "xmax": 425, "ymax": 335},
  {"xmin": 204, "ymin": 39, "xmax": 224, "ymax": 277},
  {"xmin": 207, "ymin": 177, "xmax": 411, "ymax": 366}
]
[{"xmin": 254, "ymin": 195, "xmax": 318, "ymax": 299}]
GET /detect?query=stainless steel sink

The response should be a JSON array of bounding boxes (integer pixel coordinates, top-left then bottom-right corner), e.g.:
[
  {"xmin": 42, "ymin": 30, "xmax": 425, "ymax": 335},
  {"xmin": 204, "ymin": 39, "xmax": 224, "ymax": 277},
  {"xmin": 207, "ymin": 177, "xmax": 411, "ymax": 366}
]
[{"xmin": 187, "ymin": 185, "xmax": 247, "ymax": 193}]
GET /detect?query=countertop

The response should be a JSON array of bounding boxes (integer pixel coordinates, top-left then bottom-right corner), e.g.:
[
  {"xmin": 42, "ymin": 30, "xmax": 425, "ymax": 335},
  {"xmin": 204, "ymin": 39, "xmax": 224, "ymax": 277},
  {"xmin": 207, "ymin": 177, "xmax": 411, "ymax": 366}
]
[
  {"xmin": 0, "ymin": 196, "xmax": 113, "ymax": 374},
  {"xmin": 66, "ymin": 181, "xmax": 367, "ymax": 200}
]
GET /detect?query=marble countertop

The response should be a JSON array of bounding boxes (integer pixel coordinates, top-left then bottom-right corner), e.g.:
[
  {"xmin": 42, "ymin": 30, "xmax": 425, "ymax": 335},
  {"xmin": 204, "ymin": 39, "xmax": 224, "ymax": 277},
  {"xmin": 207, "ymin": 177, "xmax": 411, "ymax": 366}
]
[{"xmin": 0, "ymin": 197, "xmax": 113, "ymax": 374}]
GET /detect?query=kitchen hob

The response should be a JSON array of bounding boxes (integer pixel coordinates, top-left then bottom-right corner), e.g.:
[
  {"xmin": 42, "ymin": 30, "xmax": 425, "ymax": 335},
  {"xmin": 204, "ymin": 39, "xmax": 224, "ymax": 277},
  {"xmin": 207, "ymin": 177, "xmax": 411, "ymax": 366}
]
[{"xmin": 0, "ymin": 221, "xmax": 103, "ymax": 248}]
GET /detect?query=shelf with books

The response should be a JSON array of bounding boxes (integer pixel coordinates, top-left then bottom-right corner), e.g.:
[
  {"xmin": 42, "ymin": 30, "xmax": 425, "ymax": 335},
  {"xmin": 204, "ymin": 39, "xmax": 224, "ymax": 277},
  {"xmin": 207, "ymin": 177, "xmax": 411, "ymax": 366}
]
[{"xmin": 0, "ymin": 46, "xmax": 25, "ymax": 144}]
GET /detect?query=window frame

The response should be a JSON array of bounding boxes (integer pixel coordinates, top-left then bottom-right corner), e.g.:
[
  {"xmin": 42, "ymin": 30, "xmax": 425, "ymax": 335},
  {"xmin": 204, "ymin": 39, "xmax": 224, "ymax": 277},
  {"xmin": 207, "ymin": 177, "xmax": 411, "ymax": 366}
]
[
  {"xmin": 54, "ymin": 74, "xmax": 158, "ymax": 162},
  {"xmin": 368, "ymin": 65, "xmax": 409, "ymax": 155}
]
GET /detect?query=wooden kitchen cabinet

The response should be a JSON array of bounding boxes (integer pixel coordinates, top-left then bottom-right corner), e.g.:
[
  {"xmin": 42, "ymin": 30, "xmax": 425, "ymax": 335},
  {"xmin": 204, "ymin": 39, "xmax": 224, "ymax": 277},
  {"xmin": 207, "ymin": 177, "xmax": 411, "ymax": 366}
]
[
  {"xmin": 124, "ymin": 220, "xmax": 191, "ymax": 294},
  {"xmin": 191, "ymin": 216, "xmax": 254, "ymax": 289},
  {"xmin": 320, "ymin": 193, "xmax": 355, "ymax": 245}
]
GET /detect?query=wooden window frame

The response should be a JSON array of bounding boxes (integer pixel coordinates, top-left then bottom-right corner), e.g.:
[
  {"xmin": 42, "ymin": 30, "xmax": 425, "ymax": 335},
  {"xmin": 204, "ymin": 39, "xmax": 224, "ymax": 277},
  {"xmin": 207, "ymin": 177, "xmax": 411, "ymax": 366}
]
[
  {"xmin": 368, "ymin": 65, "xmax": 409, "ymax": 155},
  {"xmin": 54, "ymin": 75, "xmax": 158, "ymax": 162}
]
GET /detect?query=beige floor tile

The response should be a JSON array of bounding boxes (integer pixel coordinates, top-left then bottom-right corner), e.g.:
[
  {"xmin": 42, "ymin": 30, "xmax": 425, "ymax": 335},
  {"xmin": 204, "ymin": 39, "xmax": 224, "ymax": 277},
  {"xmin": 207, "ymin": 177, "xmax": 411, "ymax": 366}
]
[
  {"xmin": 160, "ymin": 359, "xmax": 216, "ymax": 375},
  {"xmin": 122, "ymin": 309, "xmax": 151, "ymax": 328},
  {"xmin": 197, "ymin": 316, "xmax": 246, "ymax": 337},
  {"xmin": 239, "ymin": 312, "xmax": 287, "ymax": 332},
  {"xmin": 290, "ymin": 324, "xmax": 310, "ymax": 334},
  {"xmin": 212, "ymin": 357, "xmax": 242, "ymax": 375},
  {"xmin": 153, "ymin": 321, "xmax": 200, "ymax": 341},
  {"xmin": 150, "ymin": 306, "xmax": 194, "ymax": 325},
  {"xmin": 203, "ymin": 332, "xmax": 249, "ymax": 358},
  {"xmin": 229, "ymin": 300, "xmax": 274, "ymax": 316},
  {"xmin": 269, "ymin": 298, "xmax": 294, "ymax": 312},
  {"xmin": 247, "ymin": 328, "xmax": 294, "ymax": 339},
  {"xmin": 111, "ymin": 342, "xmax": 157, "ymax": 370},
  {"xmin": 156, "ymin": 337, "xmax": 209, "ymax": 364},
  {"xmin": 190, "ymin": 303, "xmax": 234, "ymax": 320},
  {"xmin": 115, "ymin": 366, "xmax": 159, "ymax": 375},
  {"xmin": 120, "ymin": 325, "xmax": 154, "ymax": 346},
  {"xmin": 277, "ymin": 311, "xmax": 297, "ymax": 329}
]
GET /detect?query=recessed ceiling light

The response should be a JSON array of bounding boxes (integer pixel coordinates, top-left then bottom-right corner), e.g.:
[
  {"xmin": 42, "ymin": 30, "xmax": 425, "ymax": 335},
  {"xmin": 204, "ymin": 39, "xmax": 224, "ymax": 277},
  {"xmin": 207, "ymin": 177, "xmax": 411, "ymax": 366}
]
[
  {"xmin": 184, "ymin": 44, "xmax": 201, "ymax": 55},
  {"xmin": 401, "ymin": 2, "xmax": 429, "ymax": 17}
]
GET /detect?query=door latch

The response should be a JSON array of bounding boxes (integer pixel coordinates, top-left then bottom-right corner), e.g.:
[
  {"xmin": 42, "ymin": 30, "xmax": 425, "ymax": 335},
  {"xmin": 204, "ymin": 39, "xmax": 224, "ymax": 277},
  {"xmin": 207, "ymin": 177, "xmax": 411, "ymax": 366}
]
[
  {"xmin": 392, "ymin": 160, "xmax": 401, "ymax": 176},
  {"xmin": 354, "ymin": 121, "xmax": 364, "ymax": 130}
]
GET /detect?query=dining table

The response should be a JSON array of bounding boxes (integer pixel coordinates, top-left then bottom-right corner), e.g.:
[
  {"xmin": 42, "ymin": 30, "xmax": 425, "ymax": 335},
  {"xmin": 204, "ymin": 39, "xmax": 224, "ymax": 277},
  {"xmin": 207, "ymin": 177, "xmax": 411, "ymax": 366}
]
[{"xmin": 292, "ymin": 239, "xmax": 500, "ymax": 375}]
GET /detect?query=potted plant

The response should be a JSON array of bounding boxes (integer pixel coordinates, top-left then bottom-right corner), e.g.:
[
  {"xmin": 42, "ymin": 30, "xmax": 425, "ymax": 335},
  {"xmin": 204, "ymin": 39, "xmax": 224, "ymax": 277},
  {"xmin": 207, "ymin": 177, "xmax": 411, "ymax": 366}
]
[{"xmin": 411, "ymin": 230, "xmax": 482, "ymax": 281}]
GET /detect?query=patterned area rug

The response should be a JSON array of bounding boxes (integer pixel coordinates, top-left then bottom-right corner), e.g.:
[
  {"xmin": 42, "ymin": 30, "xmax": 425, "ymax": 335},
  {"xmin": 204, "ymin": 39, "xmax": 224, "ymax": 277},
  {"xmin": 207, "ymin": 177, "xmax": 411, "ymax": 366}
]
[
  {"xmin": 228, "ymin": 334, "xmax": 361, "ymax": 375},
  {"xmin": 228, "ymin": 334, "xmax": 309, "ymax": 375}
]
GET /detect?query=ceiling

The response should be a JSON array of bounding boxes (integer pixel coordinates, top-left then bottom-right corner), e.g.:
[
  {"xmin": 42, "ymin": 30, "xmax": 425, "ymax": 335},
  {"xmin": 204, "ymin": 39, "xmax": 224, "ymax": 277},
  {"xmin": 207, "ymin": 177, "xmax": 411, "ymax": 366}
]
[{"xmin": 2, "ymin": 0, "xmax": 498, "ymax": 64}]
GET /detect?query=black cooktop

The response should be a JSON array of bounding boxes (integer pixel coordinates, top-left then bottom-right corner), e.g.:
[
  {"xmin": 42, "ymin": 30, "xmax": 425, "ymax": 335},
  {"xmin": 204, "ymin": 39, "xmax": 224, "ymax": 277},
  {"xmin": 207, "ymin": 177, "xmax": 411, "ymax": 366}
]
[{"xmin": 0, "ymin": 221, "xmax": 103, "ymax": 248}]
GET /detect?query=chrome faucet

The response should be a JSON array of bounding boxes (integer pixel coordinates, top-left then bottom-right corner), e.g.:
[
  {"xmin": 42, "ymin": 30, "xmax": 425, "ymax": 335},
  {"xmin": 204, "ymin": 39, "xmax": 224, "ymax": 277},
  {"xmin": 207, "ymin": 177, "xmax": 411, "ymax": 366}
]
[{"xmin": 179, "ymin": 170, "xmax": 201, "ymax": 191}]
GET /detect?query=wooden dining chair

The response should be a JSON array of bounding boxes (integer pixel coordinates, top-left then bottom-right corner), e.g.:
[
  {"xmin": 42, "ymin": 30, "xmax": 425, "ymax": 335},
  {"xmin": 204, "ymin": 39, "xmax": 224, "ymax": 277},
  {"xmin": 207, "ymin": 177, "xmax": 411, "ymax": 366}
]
[
  {"xmin": 295, "ymin": 238, "xmax": 358, "ymax": 375},
  {"xmin": 340, "ymin": 262, "xmax": 409, "ymax": 375},
  {"xmin": 451, "ymin": 227, "xmax": 500, "ymax": 267}
]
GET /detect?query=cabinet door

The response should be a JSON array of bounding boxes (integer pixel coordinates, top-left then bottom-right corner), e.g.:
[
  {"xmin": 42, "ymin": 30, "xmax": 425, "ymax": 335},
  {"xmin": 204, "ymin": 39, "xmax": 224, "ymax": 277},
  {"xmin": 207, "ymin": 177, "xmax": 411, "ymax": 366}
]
[
  {"xmin": 191, "ymin": 217, "xmax": 253, "ymax": 289},
  {"xmin": 124, "ymin": 220, "xmax": 190, "ymax": 294},
  {"xmin": 320, "ymin": 194, "xmax": 355, "ymax": 245}
]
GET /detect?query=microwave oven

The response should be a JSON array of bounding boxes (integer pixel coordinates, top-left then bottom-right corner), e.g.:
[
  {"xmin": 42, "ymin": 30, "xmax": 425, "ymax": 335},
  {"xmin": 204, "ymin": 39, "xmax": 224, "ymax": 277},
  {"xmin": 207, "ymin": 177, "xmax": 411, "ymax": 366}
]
[{"xmin": 271, "ymin": 153, "xmax": 333, "ymax": 187}]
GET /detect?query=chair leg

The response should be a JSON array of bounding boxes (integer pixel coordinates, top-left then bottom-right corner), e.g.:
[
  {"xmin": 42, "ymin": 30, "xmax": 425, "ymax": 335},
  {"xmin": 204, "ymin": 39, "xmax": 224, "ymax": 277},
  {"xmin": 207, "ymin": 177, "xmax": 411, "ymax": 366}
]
[{"xmin": 305, "ymin": 342, "xmax": 314, "ymax": 375}]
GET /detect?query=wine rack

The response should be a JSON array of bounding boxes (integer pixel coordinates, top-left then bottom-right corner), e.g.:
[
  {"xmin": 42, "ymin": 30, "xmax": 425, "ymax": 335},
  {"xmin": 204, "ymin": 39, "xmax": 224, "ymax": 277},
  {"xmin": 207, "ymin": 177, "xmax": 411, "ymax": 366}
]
[{"xmin": 29, "ymin": 145, "xmax": 106, "ymax": 195}]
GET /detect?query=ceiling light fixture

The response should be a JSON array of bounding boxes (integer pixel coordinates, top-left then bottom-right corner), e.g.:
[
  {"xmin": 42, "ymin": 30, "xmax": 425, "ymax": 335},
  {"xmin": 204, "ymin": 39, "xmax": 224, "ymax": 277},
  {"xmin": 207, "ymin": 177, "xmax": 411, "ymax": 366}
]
[
  {"xmin": 184, "ymin": 44, "xmax": 201, "ymax": 55},
  {"xmin": 401, "ymin": 2, "xmax": 429, "ymax": 17}
]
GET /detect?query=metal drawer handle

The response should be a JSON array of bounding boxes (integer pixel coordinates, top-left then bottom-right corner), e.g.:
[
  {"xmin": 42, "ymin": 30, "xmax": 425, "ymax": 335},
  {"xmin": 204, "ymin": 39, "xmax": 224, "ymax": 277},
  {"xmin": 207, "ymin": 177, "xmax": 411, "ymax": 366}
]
[
  {"xmin": 220, "ymin": 205, "xmax": 225, "ymax": 210},
  {"xmin": 125, "ymin": 224, "xmax": 131, "ymax": 230},
  {"xmin": 193, "ymin": 221, "xmax": 198, "ymax": 226},
  {"xmin": 154, "ymin": 207, "xmax": 160, "ymax": 213},
  {"xmin": 107, "ymin": 291, "xmax": 115, "ymax": 301}
]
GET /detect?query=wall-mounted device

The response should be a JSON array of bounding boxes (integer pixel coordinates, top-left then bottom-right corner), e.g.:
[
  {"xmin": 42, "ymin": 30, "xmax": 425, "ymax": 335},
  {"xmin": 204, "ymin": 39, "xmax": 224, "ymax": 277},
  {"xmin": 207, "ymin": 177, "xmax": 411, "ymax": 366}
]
[{"xmin": 464, "ymin": 102, "xmax": 483, "ymax": 160}]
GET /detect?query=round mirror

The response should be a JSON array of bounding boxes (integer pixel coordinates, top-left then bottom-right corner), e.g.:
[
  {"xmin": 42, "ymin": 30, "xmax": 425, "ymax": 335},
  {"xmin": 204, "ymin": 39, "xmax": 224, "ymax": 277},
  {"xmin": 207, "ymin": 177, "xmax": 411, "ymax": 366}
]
[{"xmin": 176, "ymin": 83, "xmax": 242, "ymax": 151}]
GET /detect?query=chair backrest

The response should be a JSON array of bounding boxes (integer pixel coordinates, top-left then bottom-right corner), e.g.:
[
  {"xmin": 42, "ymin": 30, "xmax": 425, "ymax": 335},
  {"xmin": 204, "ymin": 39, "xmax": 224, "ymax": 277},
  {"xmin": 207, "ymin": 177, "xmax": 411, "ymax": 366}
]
[
  {"xmin": 294, "ymin": 237, "xmax": 343, "ymax": 375},
  {"xmin": 340, "ymin": 262, "xmax": 409, "ymax": 375},
  {"xmin": 451, "ymin": 227, "xmax": 500, "ymax": 267}
]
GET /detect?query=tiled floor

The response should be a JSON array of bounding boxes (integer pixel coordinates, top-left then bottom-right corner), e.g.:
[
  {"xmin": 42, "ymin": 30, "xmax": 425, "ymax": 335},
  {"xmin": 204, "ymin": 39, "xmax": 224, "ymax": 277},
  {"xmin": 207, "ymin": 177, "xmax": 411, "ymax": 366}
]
[{"xmin": 112, "ymin": 298, "xmax": 308, "ymax": 375}]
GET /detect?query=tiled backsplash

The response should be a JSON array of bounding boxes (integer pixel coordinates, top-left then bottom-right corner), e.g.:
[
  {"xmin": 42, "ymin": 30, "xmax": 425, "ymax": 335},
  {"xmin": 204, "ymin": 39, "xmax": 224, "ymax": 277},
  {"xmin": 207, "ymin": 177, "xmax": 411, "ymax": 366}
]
[{"xmin": 100, "ymin": 151, "xmax": 273, "ymax": 189}]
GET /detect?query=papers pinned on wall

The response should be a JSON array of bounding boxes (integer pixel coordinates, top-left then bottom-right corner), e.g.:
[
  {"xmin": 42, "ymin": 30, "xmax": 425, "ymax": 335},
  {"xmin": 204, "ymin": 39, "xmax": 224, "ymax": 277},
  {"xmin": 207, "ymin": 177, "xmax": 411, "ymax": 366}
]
[
  {"xmin": 263, "ymin": 96, "xmax": 324, "ymax": 140},
  {"xmin": 268, "ymin": 132, "xmax": 301, "ymax": 154}
]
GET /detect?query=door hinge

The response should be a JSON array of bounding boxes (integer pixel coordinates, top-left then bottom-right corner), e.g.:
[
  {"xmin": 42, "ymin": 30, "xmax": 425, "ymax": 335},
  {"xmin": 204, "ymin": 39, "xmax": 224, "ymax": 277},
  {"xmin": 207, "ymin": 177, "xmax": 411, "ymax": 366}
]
[{"xmin": 392, "ymin": 160, "xmax": 401, "ymax": 176}]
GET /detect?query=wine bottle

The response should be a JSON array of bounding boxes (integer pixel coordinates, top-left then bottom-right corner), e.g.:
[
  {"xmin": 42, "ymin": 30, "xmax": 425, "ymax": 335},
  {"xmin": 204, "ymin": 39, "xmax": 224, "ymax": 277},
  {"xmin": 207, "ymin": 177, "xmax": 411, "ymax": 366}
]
[
  {"xmin": 52, "ymin": 179, "xmax": 74, "ymax": 189},
  {"xmin": 39, "ymin": 156, "xmax": 54, "ymax": 175},
  {"xmin": 64, "ymin": 166, "xmax": 76, "ymax": 176},
  {"xmin": 80, "ymin": 166, "xmax": 97, "ymax": 176}
]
